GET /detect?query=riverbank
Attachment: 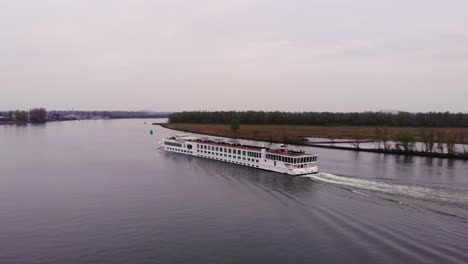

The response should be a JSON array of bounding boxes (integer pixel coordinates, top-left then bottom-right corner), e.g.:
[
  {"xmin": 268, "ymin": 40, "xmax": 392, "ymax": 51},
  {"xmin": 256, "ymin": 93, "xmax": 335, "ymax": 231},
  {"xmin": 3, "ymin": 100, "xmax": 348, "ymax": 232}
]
[
  {"xmin": 156, "ymin": 123, "xmax": 468, "ymax": 160},
  {"xmin": 159, "ymin": 123, "xmax": 468, "ymax": 144},
  {"xmin": 0, "ymin": 121, "xmax": 27, "ymax": 125}
]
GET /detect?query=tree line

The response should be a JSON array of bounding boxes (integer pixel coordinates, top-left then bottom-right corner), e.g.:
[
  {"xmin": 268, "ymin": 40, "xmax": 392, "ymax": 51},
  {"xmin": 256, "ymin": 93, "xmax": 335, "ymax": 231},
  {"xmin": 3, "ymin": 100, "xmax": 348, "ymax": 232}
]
[
  {"xmin": 169, "ymin": 111, "xmax": 468, "ymax": 127},
  {"xmin": 373, "ymin": 128, "xmax": 465, "ymax": 155},
  {"xmin": 1, "ymin": 109, "xmax": 170, "ymax": 123},
  {"xmin": 0, "ymin": 108, "xmax": 47, "ymax": 123}
]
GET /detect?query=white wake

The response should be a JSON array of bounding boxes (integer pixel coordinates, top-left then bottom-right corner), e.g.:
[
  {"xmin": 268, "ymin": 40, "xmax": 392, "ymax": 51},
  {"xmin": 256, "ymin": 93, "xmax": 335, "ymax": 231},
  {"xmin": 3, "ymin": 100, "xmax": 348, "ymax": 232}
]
[{"xmin": 304, "ymin": 173, "xmax": 468, "ymax": 204}]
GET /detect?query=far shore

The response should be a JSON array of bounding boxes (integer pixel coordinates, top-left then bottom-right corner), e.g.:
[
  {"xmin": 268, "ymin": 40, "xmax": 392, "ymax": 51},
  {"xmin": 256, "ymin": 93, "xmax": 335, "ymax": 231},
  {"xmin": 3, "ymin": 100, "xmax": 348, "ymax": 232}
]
[{"xmin": 155, "ymin": 123, "xmax": 468, "ymax": 160}]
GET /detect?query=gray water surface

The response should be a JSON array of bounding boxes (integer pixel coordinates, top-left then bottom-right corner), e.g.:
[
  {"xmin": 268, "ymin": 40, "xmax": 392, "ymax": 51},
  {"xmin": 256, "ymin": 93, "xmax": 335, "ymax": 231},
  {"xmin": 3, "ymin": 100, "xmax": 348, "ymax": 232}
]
[{"xmin": 1, "ymin": 119, "xmax": 467, "ymax": 264}]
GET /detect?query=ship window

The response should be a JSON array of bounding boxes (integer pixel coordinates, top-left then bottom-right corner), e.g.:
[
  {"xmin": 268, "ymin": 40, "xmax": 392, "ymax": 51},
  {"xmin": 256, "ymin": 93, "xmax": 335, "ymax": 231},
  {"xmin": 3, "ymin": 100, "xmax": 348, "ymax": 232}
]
[
  {"xmin": 228, "ymin": 149, "xmax": 232, "ymax": 153},
  {"xmin": 237, "ymin": 150, "xmax": 241, "ymax": 155},
  {"xmin": 242, "ymin": 151, "xmax": 246, "ymax": 156},
  {"xmin": 224, "ymin": 148, "xmax": 227, "ymax": 153}
]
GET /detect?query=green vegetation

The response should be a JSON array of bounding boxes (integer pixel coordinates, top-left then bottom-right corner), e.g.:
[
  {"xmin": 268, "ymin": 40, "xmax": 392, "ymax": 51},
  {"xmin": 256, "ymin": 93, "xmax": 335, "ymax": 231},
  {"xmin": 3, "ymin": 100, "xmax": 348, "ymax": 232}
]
[
  {"xmin": 14, "ymin": 110, "xmax": 29, "ymax": 123},
  {"xmin": 161, "ymin": 123, "xmax": 468, "ymax": 158},
  {"xmin": 230, "ymin": 119, "xmax": 240, "ymax": 131},
  {"xmin": 169, "ymin": 111, "xmax": 468, "ymax": 127},
  {"xmin": 1, "ymin": 109, "xmax": 169, "ymax": 125},
  {"xmin": 163, "ymin": 123, "xmax": 468, "ymax": 144},
  {"xmin": 29, "ymin": 108, "xmax": 47, "ymax": 123},
  {"xmin": 394, "ymin": 131, "xmax": 416, "ymax": 152}
]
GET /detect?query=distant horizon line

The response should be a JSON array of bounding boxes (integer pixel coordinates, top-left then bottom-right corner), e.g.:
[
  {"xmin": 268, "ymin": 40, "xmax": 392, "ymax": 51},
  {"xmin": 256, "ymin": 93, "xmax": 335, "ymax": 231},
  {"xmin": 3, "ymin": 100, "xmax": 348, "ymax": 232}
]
[{"xmin": 1, "ymin": 109, "xmax": 467, "ymax": 114}]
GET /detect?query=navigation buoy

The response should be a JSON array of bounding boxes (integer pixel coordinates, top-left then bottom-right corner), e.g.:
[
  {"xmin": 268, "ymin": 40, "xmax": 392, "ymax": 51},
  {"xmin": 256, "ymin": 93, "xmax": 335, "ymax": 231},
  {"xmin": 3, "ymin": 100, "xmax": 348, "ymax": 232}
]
[{"xmin": 150, "ymin": 129, "xmax": 154, "ymax": 135}]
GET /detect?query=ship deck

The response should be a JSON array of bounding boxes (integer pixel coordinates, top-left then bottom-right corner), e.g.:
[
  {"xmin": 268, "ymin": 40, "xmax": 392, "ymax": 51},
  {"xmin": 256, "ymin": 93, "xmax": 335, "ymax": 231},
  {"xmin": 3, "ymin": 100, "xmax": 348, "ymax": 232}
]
[{"xmin": 187, "ymin": 139, "xmax": 314, "ymax": 157}]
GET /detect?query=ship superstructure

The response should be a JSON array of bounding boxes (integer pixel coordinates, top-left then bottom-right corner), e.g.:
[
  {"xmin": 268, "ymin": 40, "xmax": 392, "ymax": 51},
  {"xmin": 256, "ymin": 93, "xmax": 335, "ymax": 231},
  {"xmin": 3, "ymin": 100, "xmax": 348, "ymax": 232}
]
[{"xmin": 161, "ymin": 135, "xmax": 318, "ymax": 175}]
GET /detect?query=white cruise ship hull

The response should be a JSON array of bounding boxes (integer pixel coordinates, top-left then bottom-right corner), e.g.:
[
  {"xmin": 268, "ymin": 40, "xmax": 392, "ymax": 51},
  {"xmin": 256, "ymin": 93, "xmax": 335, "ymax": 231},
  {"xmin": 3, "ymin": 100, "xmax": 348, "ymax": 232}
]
[{"xmin": 160, "ymin": 136, "xmax": 319, "ymax": 176}]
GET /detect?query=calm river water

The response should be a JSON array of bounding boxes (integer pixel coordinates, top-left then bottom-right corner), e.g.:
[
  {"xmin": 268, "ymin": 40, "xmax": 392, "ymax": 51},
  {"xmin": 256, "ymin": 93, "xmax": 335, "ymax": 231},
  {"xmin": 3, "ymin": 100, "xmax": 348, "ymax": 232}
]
[{"xmin": 1, "ymin": 119, "xmax": 467, "ymax": 264}]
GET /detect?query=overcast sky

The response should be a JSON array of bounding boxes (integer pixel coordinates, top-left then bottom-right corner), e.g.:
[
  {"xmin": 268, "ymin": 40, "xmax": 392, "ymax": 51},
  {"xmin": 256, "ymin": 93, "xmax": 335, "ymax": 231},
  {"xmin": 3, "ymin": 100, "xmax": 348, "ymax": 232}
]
[{"xmin": 1, "ymin": 0, "xmax": 467, "ymax": 112}]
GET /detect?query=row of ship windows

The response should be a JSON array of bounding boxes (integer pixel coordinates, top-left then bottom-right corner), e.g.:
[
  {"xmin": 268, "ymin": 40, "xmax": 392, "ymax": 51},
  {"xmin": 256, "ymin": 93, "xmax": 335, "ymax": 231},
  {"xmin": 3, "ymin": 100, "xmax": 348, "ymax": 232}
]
[
  {"xmin": 265, "ymin": 154, "xmax": 317, "ymax": 164},
  {"xmin": 197, "ymin": 150, "xmax": 260, "ymax": 162},
  {"xmin": 164, "ymin": 142, "xmax": 182, "ymax": 147},
  {"xmin": 198, "ymin": 155, "xmax": 260, "ymax": 168},
  {"xmin": 196, "ymin": 144, "xmax": 261, "ymax": 158},
  {"xmin": 167, "ymin": 147, "xmax": 193, "ymax": 154}
]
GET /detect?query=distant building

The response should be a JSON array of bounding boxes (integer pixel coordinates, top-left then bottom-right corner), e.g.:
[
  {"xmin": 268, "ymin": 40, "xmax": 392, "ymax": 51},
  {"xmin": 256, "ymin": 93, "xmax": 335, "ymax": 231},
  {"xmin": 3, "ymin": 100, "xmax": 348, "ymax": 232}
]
[
  {"xmin": 379, "ymin": 110, "xmax": 401, "ymax": 115},
  {"xmin": 48, "ymin": 112, "xmax": 62, "ymax": 120},
  {"xmin": 0, "ymin": 114, "xmax": 12, "ymax": 121}
]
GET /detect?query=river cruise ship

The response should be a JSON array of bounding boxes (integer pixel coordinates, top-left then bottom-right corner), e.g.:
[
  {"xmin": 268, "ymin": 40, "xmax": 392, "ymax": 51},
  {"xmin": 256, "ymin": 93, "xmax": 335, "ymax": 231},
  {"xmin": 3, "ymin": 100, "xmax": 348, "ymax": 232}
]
[{"xmin": 161, "ymin": 135, "xmax": 318, "ymax": 175}]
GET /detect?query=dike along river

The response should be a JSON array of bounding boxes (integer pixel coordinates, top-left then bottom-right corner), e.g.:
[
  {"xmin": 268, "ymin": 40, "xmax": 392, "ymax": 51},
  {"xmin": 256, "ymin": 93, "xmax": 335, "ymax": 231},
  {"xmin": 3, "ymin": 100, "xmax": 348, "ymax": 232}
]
[{"xmin": 1, "ymin": 119, "xmax": 467, "ymax": 264}]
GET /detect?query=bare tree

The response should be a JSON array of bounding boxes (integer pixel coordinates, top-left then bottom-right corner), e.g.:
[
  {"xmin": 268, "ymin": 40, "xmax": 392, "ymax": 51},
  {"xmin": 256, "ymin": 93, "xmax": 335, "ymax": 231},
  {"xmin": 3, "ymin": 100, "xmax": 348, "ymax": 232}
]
[
  {"xmin": 352, "ymin": 135, "xmax": 362, "ymax": 150},
  {"xmin": 435, "ymin": 130, "xmax": 446, "ymax": 153},
  {"xmin": 374, "ymin": 128, "xmax": 383, "ymax": 149},
  {"xmin": 445, "ymin": 133, "xmax": 457, "ymax": 155},
  {"xmin": 30, "ymin": 108, "xmax": 47, "ymax": 123},
  {"xmin": 381, "ymin": 127, "xmax": 390, "ymax": 151},
  {"xmin": 460, "ymin": 133, "xmax": 468, "ymax": 154},
  {"xmin": 14, "ymin": 110, "xmax": 29, "ymax": 123},
  {"xmin": 394, "ymin": 131, "xmax": 416, "ymax": 152}
]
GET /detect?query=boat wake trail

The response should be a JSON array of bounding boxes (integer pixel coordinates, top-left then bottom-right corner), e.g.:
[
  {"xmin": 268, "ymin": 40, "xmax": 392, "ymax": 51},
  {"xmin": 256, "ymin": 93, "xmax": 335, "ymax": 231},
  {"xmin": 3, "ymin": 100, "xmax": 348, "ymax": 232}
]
[{"xmin": 304, "ymin": 173, "xmax": 468, "ymax": 204}]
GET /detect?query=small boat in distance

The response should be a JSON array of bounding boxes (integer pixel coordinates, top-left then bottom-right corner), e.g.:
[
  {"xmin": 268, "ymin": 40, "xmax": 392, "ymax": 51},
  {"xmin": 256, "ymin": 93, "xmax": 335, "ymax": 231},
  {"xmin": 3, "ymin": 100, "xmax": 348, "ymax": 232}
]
[{"xmin": 161, "ymin": 135, "xmax": 318, "ymax": 175}]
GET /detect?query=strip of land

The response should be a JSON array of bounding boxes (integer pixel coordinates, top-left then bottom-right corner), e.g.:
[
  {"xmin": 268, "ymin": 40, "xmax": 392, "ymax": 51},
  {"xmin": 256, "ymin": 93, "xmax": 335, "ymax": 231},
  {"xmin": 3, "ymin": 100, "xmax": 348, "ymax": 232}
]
[
  {"xmin": 160, "ymin": 123, "xmax": 468, "ymax": 145},
  {"xmin": 158, "ymin": 123, "xmax": 468, "ymax": 159}
]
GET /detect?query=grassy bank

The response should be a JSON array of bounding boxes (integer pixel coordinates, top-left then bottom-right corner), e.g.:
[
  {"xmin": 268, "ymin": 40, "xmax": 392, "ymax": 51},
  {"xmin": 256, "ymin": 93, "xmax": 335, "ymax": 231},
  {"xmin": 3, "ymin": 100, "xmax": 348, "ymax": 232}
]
[{"xmin": 161, "ymin": 123, "xmax": 468, "ymax": 145}]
